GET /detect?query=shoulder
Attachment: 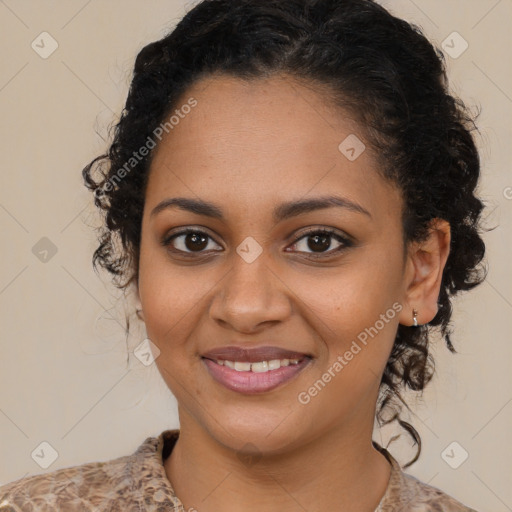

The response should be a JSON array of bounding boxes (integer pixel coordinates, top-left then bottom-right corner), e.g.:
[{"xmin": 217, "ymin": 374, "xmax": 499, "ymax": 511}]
[
  {"xmin": 0, "ymin": 453, "xmax": 134, "ymax": 512},
  {"xmin": 378, "ymin": 446, "xmax": 479, "ymax": 512},
  {"xmin": 0, "ymin": 430, "xmax": 180, "ymax": 512},
  {"xmin": 396, "ymin": 471, "xmax": 479, "ymax": 511}
]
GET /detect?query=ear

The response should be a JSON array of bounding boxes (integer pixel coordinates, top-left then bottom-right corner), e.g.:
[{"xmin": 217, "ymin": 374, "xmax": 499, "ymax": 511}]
[
  {"xmin": 399, "ymin": 218, "xmax": 451, "ymax": 326},
  {"xmin": 134, "ymin": 284, "xmax": 145, "ymax": 322}
]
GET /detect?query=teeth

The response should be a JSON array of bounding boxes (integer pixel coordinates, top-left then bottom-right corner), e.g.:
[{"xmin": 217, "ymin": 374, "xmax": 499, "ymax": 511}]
[
  {"xmin": 251, "ymin": 361, "xmax": 268, "ymax": 373},
  {"xmin": 214, "ymin": 357, "xmax": 302, "ymax": 372},
  {"xmin": 234, "ymin": 361, "xmax": 252, "ymax": 371},
  {"xmin": 268, "ymin": 359, "xmax": 281, "ymax": 370}
]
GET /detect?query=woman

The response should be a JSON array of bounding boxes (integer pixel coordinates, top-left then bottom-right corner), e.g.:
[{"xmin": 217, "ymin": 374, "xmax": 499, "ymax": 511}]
[{"xmin": 0, "ymin": 0, "xmax": 486, "ymax": 510}]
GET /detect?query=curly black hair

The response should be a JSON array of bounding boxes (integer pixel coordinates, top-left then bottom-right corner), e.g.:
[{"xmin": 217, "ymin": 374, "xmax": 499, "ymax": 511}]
[{"xmin": 82, "ymin": 0, "xmax": 487, "ymax": 467}]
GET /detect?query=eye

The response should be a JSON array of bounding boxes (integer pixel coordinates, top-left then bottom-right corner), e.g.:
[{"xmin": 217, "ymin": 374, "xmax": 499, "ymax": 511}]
[
  {"xmin": 162, "ymin": 226, "xmax": 353, "ymax": 259},
  {"xmin": 286, "ymin": 228, "xmax": 352, "ymax": 258},
  {"xmin": 162, "ymin": 228, "xmax": 222, "ymax": 256}
]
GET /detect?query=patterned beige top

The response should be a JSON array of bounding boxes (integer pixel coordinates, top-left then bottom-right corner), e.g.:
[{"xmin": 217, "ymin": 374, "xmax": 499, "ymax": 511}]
[{"xmin": 0, "ymin": 429, "xmax": 477, "ymax": 512}]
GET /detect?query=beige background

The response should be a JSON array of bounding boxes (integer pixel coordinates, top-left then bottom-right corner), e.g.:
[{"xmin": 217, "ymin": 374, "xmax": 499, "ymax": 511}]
[{"xmin": 0, "ymin": 1, "xmax": 510, "ymax": 510}]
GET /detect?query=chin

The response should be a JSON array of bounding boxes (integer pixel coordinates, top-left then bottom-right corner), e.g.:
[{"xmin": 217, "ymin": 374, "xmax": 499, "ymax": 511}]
[{"xmin": 203, "ymin": 408, "xmax": 307, "ymax": 456}]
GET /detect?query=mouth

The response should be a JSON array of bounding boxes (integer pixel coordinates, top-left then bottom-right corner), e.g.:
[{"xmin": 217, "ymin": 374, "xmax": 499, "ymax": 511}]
[
  {"xmin": 211, "ymin": 357, "xmax": 304, "ymax": 372},
  {"xmin": 201, "ymin": 346, "xmax": 312, "ymax": 394}
]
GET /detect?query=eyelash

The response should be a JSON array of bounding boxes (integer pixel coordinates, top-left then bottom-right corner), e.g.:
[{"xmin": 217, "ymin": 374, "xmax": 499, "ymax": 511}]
[{"xmin": 161, "ymin": 227, "xmax": 353, "ymax": 259}]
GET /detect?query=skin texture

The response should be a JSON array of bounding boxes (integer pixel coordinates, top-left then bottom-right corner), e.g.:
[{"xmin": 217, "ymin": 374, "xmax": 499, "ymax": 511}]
[{"xmin": 136, "ymin": 74, "xmax": 451, "ymax": 512}]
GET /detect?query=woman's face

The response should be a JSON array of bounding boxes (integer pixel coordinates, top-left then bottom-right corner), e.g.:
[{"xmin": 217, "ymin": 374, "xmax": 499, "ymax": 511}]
[{"xmin": 138, "ymin": 74, "xmax": 411, "ymax": 454}]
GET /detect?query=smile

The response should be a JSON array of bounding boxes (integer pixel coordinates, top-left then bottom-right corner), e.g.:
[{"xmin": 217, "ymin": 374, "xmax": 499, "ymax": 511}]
[
  {"xmin": 214, "ymin": 358, "xmax": 302, "ymax": 372},
  {"xmin": 202, "ymin": 356, "xmax": 311, "ymax": 394}
]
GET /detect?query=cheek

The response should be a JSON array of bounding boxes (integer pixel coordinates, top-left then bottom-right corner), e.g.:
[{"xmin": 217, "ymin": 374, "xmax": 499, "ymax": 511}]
[
  {"xmin": 292, "ymin": 254, "xmax": 402, "ymax": 327},
  {"xmin": 287, "ymin": 254, "xmax": 402, "ymax": 377},
  {"xmin": 138, "ymin": 258, "xmax": 206, "ymax": 396},
  {"xmin": 138, "ymin": 241, "xmax": 219, "ymax": 364},
  {"xmin": 138, "ymin": 240, "xmax": 184, "ymax": 343},
  {"xmin": 139, "ymin": 266, "xmax": 199, "ymax": 344},
  {"xmin": 294, "ymin": 279, "xmax": 400, "ymax": 418}
]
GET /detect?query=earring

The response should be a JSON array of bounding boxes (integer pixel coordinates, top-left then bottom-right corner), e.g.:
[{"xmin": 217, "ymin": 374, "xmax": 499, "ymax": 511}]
[{"xmin": 412, "ymin": 308, "xmax": 419, "ymax": 327}]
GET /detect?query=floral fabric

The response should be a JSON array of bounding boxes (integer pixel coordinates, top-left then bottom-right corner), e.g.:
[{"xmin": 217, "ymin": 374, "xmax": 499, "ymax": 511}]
[{"xmin": 0, "ymin": 429, "xmax": 478, "ymax": 511}]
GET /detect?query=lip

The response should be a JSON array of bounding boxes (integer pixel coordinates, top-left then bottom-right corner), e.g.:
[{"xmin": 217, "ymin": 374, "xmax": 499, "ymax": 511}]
[
  {"xmin": 201, "ymin": 345, "xmax": 310, "ymax": 363},
  {"xmin": 202, "ymin": 357, "xmax": 311, "ymax": 394}
]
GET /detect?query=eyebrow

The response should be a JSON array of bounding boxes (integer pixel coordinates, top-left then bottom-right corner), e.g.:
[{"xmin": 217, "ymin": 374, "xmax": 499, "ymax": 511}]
[{"xmin": 150, "ymin": 195, "xmax": 372, "ymax": 222}]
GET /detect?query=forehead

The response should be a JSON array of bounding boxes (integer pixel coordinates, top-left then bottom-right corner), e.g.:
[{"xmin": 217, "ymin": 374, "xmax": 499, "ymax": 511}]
[{"xmin": 145, "ymin": 73, "xmax": 401, "ymax": 223}]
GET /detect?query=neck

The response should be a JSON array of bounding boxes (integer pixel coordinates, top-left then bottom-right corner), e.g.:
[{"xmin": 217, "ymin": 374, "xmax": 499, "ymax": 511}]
[{"xmin": 164, "ymin": 411, "xmax": 391, "ymax": 512}]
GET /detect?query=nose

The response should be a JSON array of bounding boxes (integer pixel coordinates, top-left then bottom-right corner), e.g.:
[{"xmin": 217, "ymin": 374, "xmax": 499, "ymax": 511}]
[{"xmin": 209, "ymin": 251, "xmax": 292, "ymax": 334}]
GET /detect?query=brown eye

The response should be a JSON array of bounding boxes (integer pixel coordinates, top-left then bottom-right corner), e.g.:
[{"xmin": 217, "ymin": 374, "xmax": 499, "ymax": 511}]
[
  {"xmin": 305, "ymin": 232, "xmax": 332, "ymax": 252},
  {"xmin": 287, "ymin": 228, "xmax": 352, "ymax": 258},
  {"xmin": 162, "ymin": 229, "xmax": 222, "ymax": 254}
]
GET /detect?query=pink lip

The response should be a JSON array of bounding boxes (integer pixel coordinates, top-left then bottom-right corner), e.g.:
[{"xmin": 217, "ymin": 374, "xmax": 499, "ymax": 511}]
[
  {"xmin": 201, "ymin": 345, "xmax": 310, "ymax": 362},
  {"xmin": 202, "ymin": 357, "xmax": 311, "ymax": 394}
]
